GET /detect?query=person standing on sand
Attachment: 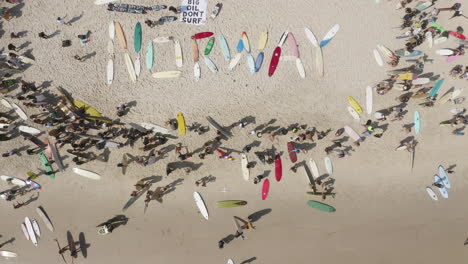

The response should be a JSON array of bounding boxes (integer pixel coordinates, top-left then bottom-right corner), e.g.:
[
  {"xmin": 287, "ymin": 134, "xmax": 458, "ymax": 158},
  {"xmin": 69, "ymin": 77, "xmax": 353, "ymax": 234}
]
[{"xmin": 7, "ymin": 44, "xmax": 19, "ymax": 52}]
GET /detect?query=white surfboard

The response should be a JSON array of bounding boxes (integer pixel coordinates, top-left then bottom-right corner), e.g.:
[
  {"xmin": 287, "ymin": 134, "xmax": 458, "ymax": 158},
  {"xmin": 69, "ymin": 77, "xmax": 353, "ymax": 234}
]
[
  {"xmin": 304, "ymin": 28, "xmax": 319, "ymax": 48},
  {"xmin": 95, "ymin": 0, "xmax": 117, "ymax": 5},
  {"xmin": 425, "ymin": 31, "xmax": 433, "ymax": 48},
  {"xmin": 18, "ymin": 125, "xmax": 41, "ymax": 134},
  {"xmin": 153, "ymin": 36, "xmax": 172, "ymax": 43},
  {"xmin": 434, "ymin": 175, "xmax": 448, "ymax": 198},
  {"xmin": 124, "ymin": 53, "xmax": 136, "ymax": 82},
  {"xmin": 107, "ymin": 40, "xmax": 114, "ymax": 57},
  {"xmin": 204, "ymin": 56, "xmax": 218, "ymax": 73},
  {"xmin": 309, "ymin": 159, "xmax": 319, "ymax": 179},
  {"xmin": 174, "ymin": 40, "xmax": 183, "ymax": 68},
  {"xmin": 32, "ymin": 219, "xmax": 41, "ymax": 237},
  {"xmin": 193, "ymin": 192, "xmax": 209, "ymax": 220},
  {"xmin": 152, "ymin": 71, "xmax": 182, "ymax": 79},
  {"xmin": 450, "ymin": 108, "xmax": 465, "ymax": 115},
  {"xmin": 344, "ymin": 125, "xmax": 361, "ymax": 142},
  {"xmin": 11, "ymin": 103, "xmax": 27, "ymax": 120},
  {"xmin": 0, "ymin": 251, "xmax": 17, "ymax": 258},
  {"xmin": 347, "ymin": 106, "xmax": 360, "ymax": 120},
  {"xmin": 1, "ymin": 175, "xmax": 27, "ymax": 186},
  {"xmin": 324, "ymin": 157, "xmax": 333, "ymax": 175},
  {"xmin": 246, "ymin": 54, "xmax": 255, "ymax": 73},
  {"xmin": 451, "ymin": 88, "xmax": 463, "ymax": 100},
  {"xmin": 377, "ymin": 44, "xmax": 394, "ymax": 60},
  {"xmin": 227, "ymin": 259, "xmax": 234, "ymax": 264},
  {"xmin": 134, "ymin": 56, "xmax": 141, "ymax": 77},
  {"xmin": 435, "ymin": 49, "xmax": 453, "ymax": 56},
  {"xmin": 426, "ymin": 187, "xmax": 438, "ymax": 200},
  {"xmin": 373, "ymin": 49, "xmax": 383, "ymax": 66},
  {"xmin": 241, "ymin": 153, "xmax": 249, "ymax": 181},
  {"xmin": 229, "ymin": 53, "xmax": 242, "ymax": 71},
  {"xmin": 320, "ymin": 24, "xmax": 340, "ymax": 47},
  {"xmin": 366, "ymin": 86, "xmax": 373, "ymax": 115},
  {"xmin": 296, "ymin": 58, "xmax": 306, "ymax": 78},
  {"xmin": 316, "ymin": 47, "xmax": 324, "ymax": 77},
  {"xmin": 140, "ymin": 123, "xmax": 170, "ymax": 134},
  {"xmin": 412, "ymin": 78, "xmax": 430, "ymax": 85},
  {"xmin": 25, "ymin": 217, "xmax": 38, "ymax": 246},
  {"xmin": 0, "ymin": 98, "xmax": 12, "ymax": 109},
  {"xmin": 36, "ymin": 206, "xmax": 54, "ymax": 232},
  {"xmin": 433, "ymin": 36, "xmax": 447, "ymax": 45},
  {"xmin": 277, "ymin": 31, "xmax": 289, "ymax": 47},
  {"xmin": 194, "ymin": 62, "xmax": 201, "ymax": 81},
  {"xmin": 21, "ymin": 223, "xmax": 29, "ymax": 240},
  {"xmin": 438, "ymin": 166, "xmax": 451, "ymax": 189},
  {"xmin": 107, "ymin": 59, "xmax": 113, "ymax": 84},
  {"xmin": 109, "ymin": 21, "xmax": 115, "ymax": 40},
  {"xmin": 72, "ymin": 168, "xmax": 101, "ymax": 180}
]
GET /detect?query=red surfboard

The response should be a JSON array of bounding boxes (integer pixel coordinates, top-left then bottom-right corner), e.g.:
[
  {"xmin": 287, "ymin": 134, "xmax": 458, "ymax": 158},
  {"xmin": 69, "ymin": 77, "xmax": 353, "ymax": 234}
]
[
  {"xmin": 261, "ymin": 178, "xmax": 270, "ymax": 200},
  {"xmin": 268, "ymin": 47, "xmax": 281, "ymax": 77},
  {"xmin": 287, "ymin": 142, "xmax": 298, "ymax": 163},
  {"xmin": 275, "ymin": 155, "xmax": 282, "ymax": 182},
  {"xmin": 191, "ymin": 32, "xmax": 214, "ymax": 40},
  {"xmin": 449, "ymin": 31, "xmax": 466, "ymax": 40}
]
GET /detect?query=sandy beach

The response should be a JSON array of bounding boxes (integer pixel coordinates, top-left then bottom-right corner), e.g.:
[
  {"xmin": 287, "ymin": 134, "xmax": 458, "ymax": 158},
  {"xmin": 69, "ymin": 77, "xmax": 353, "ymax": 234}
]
[{"xmin": 0, "ymin": 0, "xmax": 468, "ymax": 263}]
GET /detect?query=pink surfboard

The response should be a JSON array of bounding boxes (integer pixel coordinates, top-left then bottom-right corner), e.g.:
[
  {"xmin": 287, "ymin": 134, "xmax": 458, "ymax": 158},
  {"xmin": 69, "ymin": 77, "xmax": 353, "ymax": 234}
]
[
  {"xmin": 191, "ymin": 32, "xmax": 214, "ymax": 40},
  {"xmin": 275, "ymin": 155, "xmax": 282, "ymax": 182},
  {"xmin": 287, "ymin": 32, "xmax": 300, "ymax": 58},
  {"xmin": 268, "ymin": 47, "xmax": 281, "ymax": 77},
  {"xmin": 449, "ymin": 31, "xmax": 466, "ymax": 40},
  {"xmin": 445, "ymin": 55, "xmax": 460, "ymax": 63},
  {"xmin": 44, "ymin": 138, "xmax": 53, "ymax": 160},
  {"xmin": 344, "ymin": 125, "xmax": 362, "ymax": 142},
  {"xmin": 262, "ymin": 178, "xmax": 270, "ymax": 200}
]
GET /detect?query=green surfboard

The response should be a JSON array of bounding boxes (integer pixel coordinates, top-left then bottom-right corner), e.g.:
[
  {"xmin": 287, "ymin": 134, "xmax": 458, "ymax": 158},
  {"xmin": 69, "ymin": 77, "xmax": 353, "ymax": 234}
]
[
  {"xmin": 204, "ymin": 37, "xmax": 215, "ymax": 55},
  {"xmin": 216, "ymin": 200, "xmax": 247, "ymax": 208},
  {"xmin": 134, "ymin": 22, "xmax": 142, "ymax": 53},
  {"xmin": 307, "ymin": 200, "xmax": 335, "ymax": 212},
  {"xmin": 39, "ymin": 152, "xmax": 55, "ymax": 179},
  {"xmin": 430, "ymin": 22, "xmax": 446, "ymax": 33}
]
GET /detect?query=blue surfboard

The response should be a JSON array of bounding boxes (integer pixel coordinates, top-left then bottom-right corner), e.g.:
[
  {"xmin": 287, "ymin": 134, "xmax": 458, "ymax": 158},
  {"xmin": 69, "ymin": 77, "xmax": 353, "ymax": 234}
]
[
  {"xmin": 429, "ymin": 79, "xmax": 444, "ymax": 98},
  {"xmin": 255, "ymin": 52, "xmax": 264, "ymax": 72},
  {"xmin": 236, "ymin": 39, "xmax": 244, "ymax": 53},
  {"xmin": 414, "ymin": 111, "xmax": 420, "ymax": 134}
]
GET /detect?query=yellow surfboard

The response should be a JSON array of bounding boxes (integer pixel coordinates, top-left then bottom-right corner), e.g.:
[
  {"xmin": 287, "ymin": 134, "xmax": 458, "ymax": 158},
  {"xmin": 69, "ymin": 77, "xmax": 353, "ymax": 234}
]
[
  {"xmin": 115, "ymin": 22, "xmax": 127, "ymax": 51},
  {"xmin": 73, "ymin": 99, "xmax": 102, "ymax": 117},
  {"xmin": 177, "ymin": 112, "xmax": 186, "ymax": 136},
  {"xmin": 258, "ymin": 31, "xmax": 268, "ymax": 52},
  {"xmin": 397, "ymin": 72, "xmax": 415, "ymax": 80},
  {"xmin": 347, "ymin": 96, "xmax": 363, "ymax": 115}
]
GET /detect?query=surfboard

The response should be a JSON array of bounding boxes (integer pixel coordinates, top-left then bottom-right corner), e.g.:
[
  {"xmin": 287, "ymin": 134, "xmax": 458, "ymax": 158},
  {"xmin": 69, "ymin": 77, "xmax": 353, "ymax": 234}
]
[
  {"xmin": 25, "ymin": 217, "xmax": 38, "ymax": 246},
  {"xmin": 397, "ymin": 72, "xmax": 418, "ymax": 80},
  {"xmin": 434, "ymin": 175, "xmax": 448, "ymax": 198},
  {"xmin": 435, "ymin": 49, "xmax": 454, "ymax": 56},
  {"xmin": 412, "ymin": 78, "xmax": 430, "ymax": 85},
  {"xmin": 109, "ymin": 21, "xmax": 115, "ymax": 40},
  {"xmin": 449, "ymin": 31, "xmax": 466, "ymax": 40},
  {"xmin": 146, "ymin": 41, "xmax": 153, "ymax": 69},
  {"xmin": 430, "ymin": 22, "xmax": 446, "ymax": 33},
  {"xmin": 236, "ymin": 39, "xmax": 244, "ymax": 52},
  {"xmin": 39, "ymin": 152, "xmax": 55, "ymax": 179},
  {"xmin": 295, "ymin": 58, "xmax": 306, "ymax": 78},
  {"xmin": 115, "ymin": 21, "xmax": 127, "ymax": 50},
  {"xmin": 21, "ymin": 222, "xmax": 29, "ymax": 240},
  {"xmin": 316, "ymin": 47, "xmax": 324, "ymax": 77},
  {"xmin": 377, "ymin": 44, "xmax": 394, "ymax": 60},
  {"xmin": 206, "ymin": 116, "xmax": 232, "ymax": 138},
  {"xmin": 1, "ymin": 175, "xmax": 26, "ymax": 186},
  {"xmin": 194, "ymin": 62, "xmax": 201, "ymax": 81},
  {"xmin": 227, "ymin": 259, "xmax": 234, "ymax": 264},
  {"xmin": 288, "ymin": 32, "xmax": 300, "ymax": 58},
  {"xmin": 107, "ymin": 40, "xmax": 114, "ymax": 58},
  {"xmin": 216, "ymin": 200, "xmax": 247, "ymax": 208},
  {"xmin": 107, "ymin": 59, "xmax": 113, "ymax": 84},
  {"xmin": 324, "ymin": 157, "xmax": 333, "ymax": 175},
  {"xmin": 433, "ymin": 36, "xmax": 447, "ymax": 45},
  {"xmin": 49, "ymin": 140, "xmax": 64, "ymax": 172},
  {"xmin": 204, "ymin": 37, "xmax": 215, "ymax": 55},
  {"xmin": 277, "ymin": 31, "xmax": 288, "ymax": 47},
  {"xmin": 19, "ymin": 125, "xmax": 41, "ymax": 134},
  {"xmin": 124, "ymin": 53, "xmax": 136, "ymax": 82},
  {"xmin": 373, "ymin": 49, "xmax": 383, "ymax": 66},
  {"xmin": 304, "ymin": 28, "xmax": 319, "ymax": 48},
  {"xmin": 262, "ymin": 178, "xmax": 270, "ymax": 200},
  {"xmin": 429, "ymin": 79, "xmax": 444, "ymax": 98},
  {"xmin": 141, "ymin": 123, "xmax": 170, "ymax": 134},
  {"xmin": 425, "ymin": 31, "xmax": 433, "ymax": 48},
  {"xmin": 0, "ymin": 251, "xmax": 17, "ymax": 258},
  {"xmin": 194, "ymin": 192, "xmax": 209, "ymax": 220},
  {"xmin": 32, "ymin": 219, "xmax": 41, "ymax": 237},
  {"xmin": 287, "ymin": 142, "xmax": 298, "ymax": 163},
  {"xmin": 366, "ymin": 86, "xmax": 373, "ymax": 115},
  {"xmin": 218, "ymin": 34, "xmax": 231, "ymax": 61},
  {"xmin": 242, "ymin": 32, "xmax": 251, "ymax": 53},
  {"xmin": 73, "ymin": 100, "xmax": 102, "ymax": 117},
  {"xmin": 0, "ymin": 98, "xmax": 12, "ymax": 109},
  {"xmin": 344, "ymin": 125, "xmax": 361, "ymax": 142},
  {"xmin": 348, "ymin": 96, "xmax": 363, "ymax": 114},
  {"xmin": 134, "ymin": 22, "xmax": 142, "ymax": 53},
  {"xmin": 177, "ymin": 112, "xmax": 186, "ymax": 136},
  {"xmin": 95, "ymin": 0, "xmax": 117, "ymax": 4},
  {"xmin": 438, "ymin": 88, "xmax": 456, "ymax": 104},
  {"xmin": 307, "ymin": 200, "xmax": 336, "ymax": 212},
  {"xmin": 241, "ymin": 153, "xmax": 249, "ymax": 181},
  {"xmin": 246, "ymin": 54, "xmax": 255, "ymax": 73},
  {"xmin": 268, "ymin": 46, "xmax": 281, "ymax": 77},
  {"xmin": 191, "ymin": 32, "xmax": 213, "ymax": 40},
  {"xmin": 347, "ymin": 106, "xmax": 360, "ymax": 120},
  {"xmin": 395, "ymin": 49, "xmax": 423, "ymax": 57},
  {"xmin": 229, "ymin": 53, "xmax": 242, "ymax": 71},
  {"xmin": 416, "ymin": 1, "xmax": 432, "ymax": 11},
  {"xmin": 154, "ymin": 36, "xmax": 172, "ymax": 43},
  {"xmin": 72, "ymin": 168, "xmax": 101, "ymax": 180},
  {"xmin": 11, "ymin": 103, "xmax": 27, "ymax": 120},
  {"xmin": 426, "ymin": 187, "xmax": 438, "ymax": 200},
  {"xmin": 258, "ymin": 31, "xmax": 268, "ymax": 51},
  {"xmin": 445, "ymin": 55, "xmax": 460, "ymax": 63},
  {"xmin": 438, "ymin": 165, "xmax": 451, "ymax": 189},
  {"xmin": 320, "ymin": 24, "xmax": 340, "ymax": 47},
  {"xmin": 152, "ymin": 71, "xmax": 182, "ymax": 79},
  {"xmin": 414, "ymin": 111, "xmax": 420, "ymax": 134},
  {"xmin": 36, "ymin": 206, "xmax": 54, "ymax": 232},
  {"xmin": 275, "ymin": 155, "xmax": 282, "ymax": 182},
  {"xmin": 134, "ymin": 56, "xmax": 141, "ymax": 77},
  {"xmin": 204, "ymin": 56, "xmax": 218, "ymax": 73},
  {"xmin": 174, "ymin": 40, "xmax": 183, "ymax": 67}
]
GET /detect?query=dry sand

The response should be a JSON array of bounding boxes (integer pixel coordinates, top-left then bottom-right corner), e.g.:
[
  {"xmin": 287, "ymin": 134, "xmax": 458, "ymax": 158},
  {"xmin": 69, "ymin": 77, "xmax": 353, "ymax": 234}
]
[{"xmin": 1, "ymin": 0, "xmax": 468, "ymax": 263}]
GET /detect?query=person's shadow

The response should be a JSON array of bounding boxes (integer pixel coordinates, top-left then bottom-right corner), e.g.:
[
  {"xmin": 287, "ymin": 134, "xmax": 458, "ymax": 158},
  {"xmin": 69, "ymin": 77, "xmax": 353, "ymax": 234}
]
[
  {"xmin": 241, "ymin": 257, "xmax": 257, "ymax": 264},
  {"xmin": 78, "ymin": 232, "xmax": 90, "ymax": 258},
  {"xmin": 248, "ymin": 208, "xmax": 272, "ymax": 223}
]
